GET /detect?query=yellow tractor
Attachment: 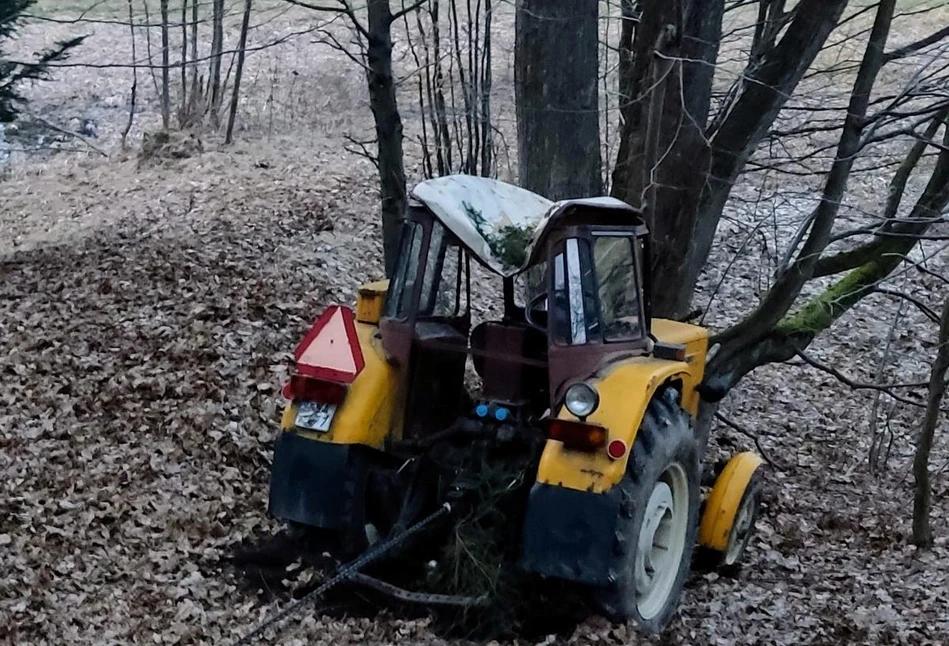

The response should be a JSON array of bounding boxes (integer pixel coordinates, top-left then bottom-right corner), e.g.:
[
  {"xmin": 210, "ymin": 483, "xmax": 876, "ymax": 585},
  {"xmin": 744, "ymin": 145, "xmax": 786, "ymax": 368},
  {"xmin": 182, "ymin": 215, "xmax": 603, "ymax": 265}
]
[{"xmin": 268, "ymin": 175, "xmax": 763, "ymax": 632}]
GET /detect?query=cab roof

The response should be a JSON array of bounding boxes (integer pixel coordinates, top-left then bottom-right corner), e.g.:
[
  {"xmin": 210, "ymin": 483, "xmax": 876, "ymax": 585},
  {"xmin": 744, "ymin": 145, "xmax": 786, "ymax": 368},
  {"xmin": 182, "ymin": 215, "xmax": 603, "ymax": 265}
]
[{"xmin": 410, "ymin": 175, "xmax": 640, "ymax": 277}]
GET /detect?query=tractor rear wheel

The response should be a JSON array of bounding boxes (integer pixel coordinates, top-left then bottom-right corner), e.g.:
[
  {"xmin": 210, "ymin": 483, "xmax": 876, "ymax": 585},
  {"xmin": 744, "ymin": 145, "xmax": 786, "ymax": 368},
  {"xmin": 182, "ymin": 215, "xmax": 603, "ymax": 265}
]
[{"xmin": 595, "ymin": 389, "xmax": 700, "ymax": 633}]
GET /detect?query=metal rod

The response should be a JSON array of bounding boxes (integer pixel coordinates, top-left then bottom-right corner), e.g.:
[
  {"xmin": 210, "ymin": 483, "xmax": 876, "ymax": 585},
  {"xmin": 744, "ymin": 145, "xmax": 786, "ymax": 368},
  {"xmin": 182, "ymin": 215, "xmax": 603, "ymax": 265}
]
[{"xmin": 230, "ymin": 503, "xmax": 452, "ymax": 646}]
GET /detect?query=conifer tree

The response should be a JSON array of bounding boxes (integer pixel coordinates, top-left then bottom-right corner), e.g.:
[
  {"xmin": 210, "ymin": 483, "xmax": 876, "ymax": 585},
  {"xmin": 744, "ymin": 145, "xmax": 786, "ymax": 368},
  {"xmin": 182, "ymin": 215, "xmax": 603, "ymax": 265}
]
[{"xmin": 0, "ymin": 0, "xmax": 85, "ymax": 122}]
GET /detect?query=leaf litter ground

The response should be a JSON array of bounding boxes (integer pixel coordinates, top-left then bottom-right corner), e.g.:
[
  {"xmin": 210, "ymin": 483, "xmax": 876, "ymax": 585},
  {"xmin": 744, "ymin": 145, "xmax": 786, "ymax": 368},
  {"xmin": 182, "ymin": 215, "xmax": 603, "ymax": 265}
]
[{"xmin": 4, "ymin": 138, "xmax": 949, "ymax": 646}]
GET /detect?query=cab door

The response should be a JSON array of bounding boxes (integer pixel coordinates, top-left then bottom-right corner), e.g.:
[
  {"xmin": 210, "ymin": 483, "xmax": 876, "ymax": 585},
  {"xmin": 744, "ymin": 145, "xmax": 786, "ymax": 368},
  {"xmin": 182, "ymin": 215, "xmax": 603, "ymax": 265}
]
[
  {"xmin": 545, "ymin": 231, "xmax": 648, "ymax": 403},
  {"xmin": 380, "ymin": 214, "xmax": 470, "ymax": 439}
]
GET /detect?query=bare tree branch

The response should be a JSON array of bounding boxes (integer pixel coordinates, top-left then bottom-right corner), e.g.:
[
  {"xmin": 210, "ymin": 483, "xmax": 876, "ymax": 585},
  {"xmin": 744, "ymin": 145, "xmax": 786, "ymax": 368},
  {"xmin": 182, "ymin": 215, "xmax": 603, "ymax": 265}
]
[
  {"xmin": 885, "ymin": 25, "xmax": 949, "ymax": 62},
  {"xmin": 792, "ymin": 350, "xmax": 927, "ymax": 407}
]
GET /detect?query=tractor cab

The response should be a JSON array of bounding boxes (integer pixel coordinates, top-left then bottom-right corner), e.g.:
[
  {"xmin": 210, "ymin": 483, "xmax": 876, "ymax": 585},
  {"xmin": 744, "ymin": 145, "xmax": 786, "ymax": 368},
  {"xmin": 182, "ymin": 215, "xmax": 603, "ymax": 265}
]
[{"xmin": 378, "ymin": 176, "xmax": 653, "ymax": 440}]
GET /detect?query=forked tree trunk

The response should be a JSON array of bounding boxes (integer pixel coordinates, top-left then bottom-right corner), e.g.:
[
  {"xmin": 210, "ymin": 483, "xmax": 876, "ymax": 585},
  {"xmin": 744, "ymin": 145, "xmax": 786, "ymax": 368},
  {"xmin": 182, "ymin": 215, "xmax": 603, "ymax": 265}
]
[
  {"xmin": 612, "ymin": 0, "xmax": 724, "ymax": 319},
  {"xmin": 514, "ymin": 0, "xmax": 601, "ymax": 200},
  {"xmin": 913, "ymin": 299, "xmax": 949, "ymax": 547},
  {"xmin": 612, "ymin": 0, "xmax": 847, "ymax": 320},
  {"xmin": 366, "ymin": 0, "xmax": 407, "ymax": 276}
]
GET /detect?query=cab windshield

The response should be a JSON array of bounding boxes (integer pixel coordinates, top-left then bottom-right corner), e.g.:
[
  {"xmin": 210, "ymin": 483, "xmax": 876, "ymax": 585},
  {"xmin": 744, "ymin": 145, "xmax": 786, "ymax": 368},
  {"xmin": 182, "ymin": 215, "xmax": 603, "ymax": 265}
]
[{"xmin": 550, "ymin": 233, "xmax": 644, "ymax": 345}]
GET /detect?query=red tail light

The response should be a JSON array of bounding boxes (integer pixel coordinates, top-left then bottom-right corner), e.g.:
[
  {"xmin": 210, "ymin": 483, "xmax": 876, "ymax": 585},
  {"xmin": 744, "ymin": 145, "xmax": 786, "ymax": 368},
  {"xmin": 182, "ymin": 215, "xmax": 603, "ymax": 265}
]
[
  {"xmin": 282, "ymin": 374, "xmax": 347, "ymax": 404},
  {"xmin": 545, "ymin": 418, "xmax": 607, "ymax": 452},
  {"xmin": 607, "ymin": 439, "xmax": 628, "ymax": 460}
]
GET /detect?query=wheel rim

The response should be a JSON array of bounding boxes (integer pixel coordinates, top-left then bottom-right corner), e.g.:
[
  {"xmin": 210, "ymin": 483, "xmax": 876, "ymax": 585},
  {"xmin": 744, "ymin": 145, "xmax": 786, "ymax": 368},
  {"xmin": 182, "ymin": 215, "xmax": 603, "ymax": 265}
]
[
  {"xmin": 635, "ymin": 462, "xmax": 690, "ymax": 621},
  {"xmin": 724, "ymin": 490, "xmax": 755, "ymax": 565}
]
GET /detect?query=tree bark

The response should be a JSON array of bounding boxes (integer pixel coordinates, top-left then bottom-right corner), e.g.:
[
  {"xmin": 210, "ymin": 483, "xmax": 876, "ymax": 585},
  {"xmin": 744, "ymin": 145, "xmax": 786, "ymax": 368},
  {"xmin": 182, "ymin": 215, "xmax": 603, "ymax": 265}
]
[
  {"xmin": 159, "ymin": 0, "xmax": 170, "ymax": 129},
  {"xmin": 913, "ymin": 299, "xmax": 949, "ymax": 548},
  {"xmin": 209, "ymin": 0, "xmax": 225, "ymax": 126},
  {"xmin": 366, "ymin": 0, "xmax": 407, "ymax": 277},
  {"xmin": 179, "ymin": 0, "xmax": 187, "ymax": 118},
  {"xmin": 225, "ymin": 0, "xmax": 252, "ymax": 144},
  {"xmin": 515, "ymin": 0, "xmax": 601, "ymax": 200},
  {"xmin": 611, "ymin": 0, "xmax": 724, "ymax": 318}
]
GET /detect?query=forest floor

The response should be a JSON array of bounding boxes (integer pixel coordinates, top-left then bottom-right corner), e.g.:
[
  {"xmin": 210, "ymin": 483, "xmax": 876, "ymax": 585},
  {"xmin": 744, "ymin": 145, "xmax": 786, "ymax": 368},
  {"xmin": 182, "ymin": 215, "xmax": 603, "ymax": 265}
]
[{"xmin": 3, "ymin": 5, "xmax": 949, "ymax": 646}]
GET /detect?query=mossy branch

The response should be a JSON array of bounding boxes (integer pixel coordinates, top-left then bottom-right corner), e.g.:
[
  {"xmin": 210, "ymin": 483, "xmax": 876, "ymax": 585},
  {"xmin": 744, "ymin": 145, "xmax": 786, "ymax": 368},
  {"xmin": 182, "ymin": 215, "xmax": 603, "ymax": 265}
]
[
  {"xmin": 708, "ymin": 123, "xmax": 949, "ymax": 392},
  {"xmin": 777, "ymin": 256, "xmax": 898, "ymax": 337}
]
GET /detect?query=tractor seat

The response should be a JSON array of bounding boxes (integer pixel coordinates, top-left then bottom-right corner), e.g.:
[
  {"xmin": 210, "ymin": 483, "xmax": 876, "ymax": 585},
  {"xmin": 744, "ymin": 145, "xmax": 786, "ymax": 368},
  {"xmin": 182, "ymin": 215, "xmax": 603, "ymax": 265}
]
[{"xmin": 470, "ymin": 321, "xmax": 548, "ymax": 410}]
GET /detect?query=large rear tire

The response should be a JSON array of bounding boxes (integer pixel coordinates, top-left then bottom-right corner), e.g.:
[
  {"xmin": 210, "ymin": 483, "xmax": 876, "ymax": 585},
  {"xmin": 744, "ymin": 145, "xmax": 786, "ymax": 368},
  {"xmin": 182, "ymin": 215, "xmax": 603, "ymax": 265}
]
[{"xmin": 595, "ymin": 389, "xmax": 700, "ymax": 633}]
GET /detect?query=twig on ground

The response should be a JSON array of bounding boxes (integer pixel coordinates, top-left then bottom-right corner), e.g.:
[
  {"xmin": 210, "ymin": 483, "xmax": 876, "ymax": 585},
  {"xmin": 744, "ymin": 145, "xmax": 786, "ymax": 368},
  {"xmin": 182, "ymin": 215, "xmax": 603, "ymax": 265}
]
[{"xmin": 714, "ymin": 412, "xmax": 778, "ymax": 469}]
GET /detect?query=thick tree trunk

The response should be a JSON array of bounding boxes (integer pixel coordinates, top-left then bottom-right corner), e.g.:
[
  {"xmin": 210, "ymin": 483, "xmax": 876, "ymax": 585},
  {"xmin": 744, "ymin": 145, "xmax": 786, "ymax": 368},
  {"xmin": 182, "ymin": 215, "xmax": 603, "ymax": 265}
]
[
  {"xmin": 514, "ymin": 0, "xmax": 601, "ymax": 200},
  {"xmin": 366, "ymin": 0, "xmax": 407, "ymax": 277},
  {"xmin": 611, "ymin": 0, "xmax": 724, "ymax": 319},
  {"xmin": 914, "ymin": 300, "xmax": 949, "ymax": 547}
]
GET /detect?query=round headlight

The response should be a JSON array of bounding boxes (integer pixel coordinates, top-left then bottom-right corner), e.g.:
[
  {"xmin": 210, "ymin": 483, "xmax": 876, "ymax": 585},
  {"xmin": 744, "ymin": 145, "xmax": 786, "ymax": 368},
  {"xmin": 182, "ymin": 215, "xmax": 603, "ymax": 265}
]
[{"xmin": 564, "ymin": 382, "xmax": 599, "ymax": 418}]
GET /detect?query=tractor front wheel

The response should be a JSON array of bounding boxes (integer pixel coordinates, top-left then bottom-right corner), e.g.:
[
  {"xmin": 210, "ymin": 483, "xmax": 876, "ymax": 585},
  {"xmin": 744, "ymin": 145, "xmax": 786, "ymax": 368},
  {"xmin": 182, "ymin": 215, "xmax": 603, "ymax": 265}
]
[{"xmin": 595, "ymin": 390, "xmax": 700, "ymax": 633}]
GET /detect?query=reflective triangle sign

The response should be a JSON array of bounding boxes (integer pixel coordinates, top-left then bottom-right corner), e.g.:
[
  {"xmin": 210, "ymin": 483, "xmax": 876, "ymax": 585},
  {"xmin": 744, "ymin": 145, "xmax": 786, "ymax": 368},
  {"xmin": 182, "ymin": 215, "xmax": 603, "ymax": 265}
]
[{"xmin": 294, "ymin": 305, "xmax": 365, "ymax": 383}]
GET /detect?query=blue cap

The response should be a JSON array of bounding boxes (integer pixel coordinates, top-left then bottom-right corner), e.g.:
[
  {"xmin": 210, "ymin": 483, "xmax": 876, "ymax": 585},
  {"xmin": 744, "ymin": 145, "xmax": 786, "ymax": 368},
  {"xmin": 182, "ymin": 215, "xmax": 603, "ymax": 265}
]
[
  {"xmin": 475, "ymin": 404, "xmax": 489, "ymax": 418},
  {"xmin": 494, "ymin": 407, "xmax": 510, "ymax": 421}
]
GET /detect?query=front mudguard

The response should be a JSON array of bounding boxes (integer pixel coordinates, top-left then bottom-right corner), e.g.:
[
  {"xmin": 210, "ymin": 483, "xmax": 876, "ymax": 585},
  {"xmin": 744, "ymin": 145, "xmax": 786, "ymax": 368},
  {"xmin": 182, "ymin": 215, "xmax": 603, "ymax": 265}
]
[
  {"xmin": 519, "ymin": 483, "xmax": 623, "ymax": 586},
  {"xmin": 698, "ymin": 451, "xmax": 763, "ymax": 551}
]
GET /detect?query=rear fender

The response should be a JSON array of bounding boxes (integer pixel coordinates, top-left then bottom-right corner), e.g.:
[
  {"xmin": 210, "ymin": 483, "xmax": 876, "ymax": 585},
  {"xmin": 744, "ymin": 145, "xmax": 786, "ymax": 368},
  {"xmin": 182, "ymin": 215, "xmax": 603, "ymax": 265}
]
[
  {"xmin": 535, "ymin": 358, "xmax": 695, "ymax": 494},
  {"xmin": 281, "ymin": 321, "xmax": 399, "ymax": 448}
]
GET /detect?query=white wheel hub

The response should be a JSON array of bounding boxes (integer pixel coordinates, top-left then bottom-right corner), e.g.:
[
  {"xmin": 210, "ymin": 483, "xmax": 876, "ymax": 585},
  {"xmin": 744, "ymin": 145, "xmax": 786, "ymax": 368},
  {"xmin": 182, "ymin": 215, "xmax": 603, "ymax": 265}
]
[
  {"xmin": 725, "ymin": 490, "xmax": 755, "ymax": 565},
  {"xmin": 634, "ymin": 462, "xmax": 689, "ymax": 621}
]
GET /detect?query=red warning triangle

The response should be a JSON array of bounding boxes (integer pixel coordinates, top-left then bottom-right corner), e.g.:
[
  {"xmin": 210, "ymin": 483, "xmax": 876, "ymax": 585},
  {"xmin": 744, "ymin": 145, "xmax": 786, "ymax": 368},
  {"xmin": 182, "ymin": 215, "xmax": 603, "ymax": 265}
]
[{"xmin": 294, "ymin": 305, "xmax": 365, "ymax": 383}]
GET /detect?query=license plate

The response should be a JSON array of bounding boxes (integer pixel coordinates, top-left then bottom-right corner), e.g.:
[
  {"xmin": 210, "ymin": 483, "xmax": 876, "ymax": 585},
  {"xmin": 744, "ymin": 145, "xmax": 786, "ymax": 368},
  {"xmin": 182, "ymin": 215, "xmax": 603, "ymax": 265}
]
[{"xmin": 294, "ymin": 401, "xmax": 337, "ymax": 432}]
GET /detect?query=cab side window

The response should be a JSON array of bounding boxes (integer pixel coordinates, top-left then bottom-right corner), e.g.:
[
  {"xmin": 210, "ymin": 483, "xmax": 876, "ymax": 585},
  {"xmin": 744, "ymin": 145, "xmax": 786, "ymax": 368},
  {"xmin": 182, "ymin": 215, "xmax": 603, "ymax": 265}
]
[
  {"xmin": 384, "ymin": 221, "xmax": 424, "ymax": 319},
  {"xmin": 419, "ymin": 223, "xmax": 464, "ymax": 318}
]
